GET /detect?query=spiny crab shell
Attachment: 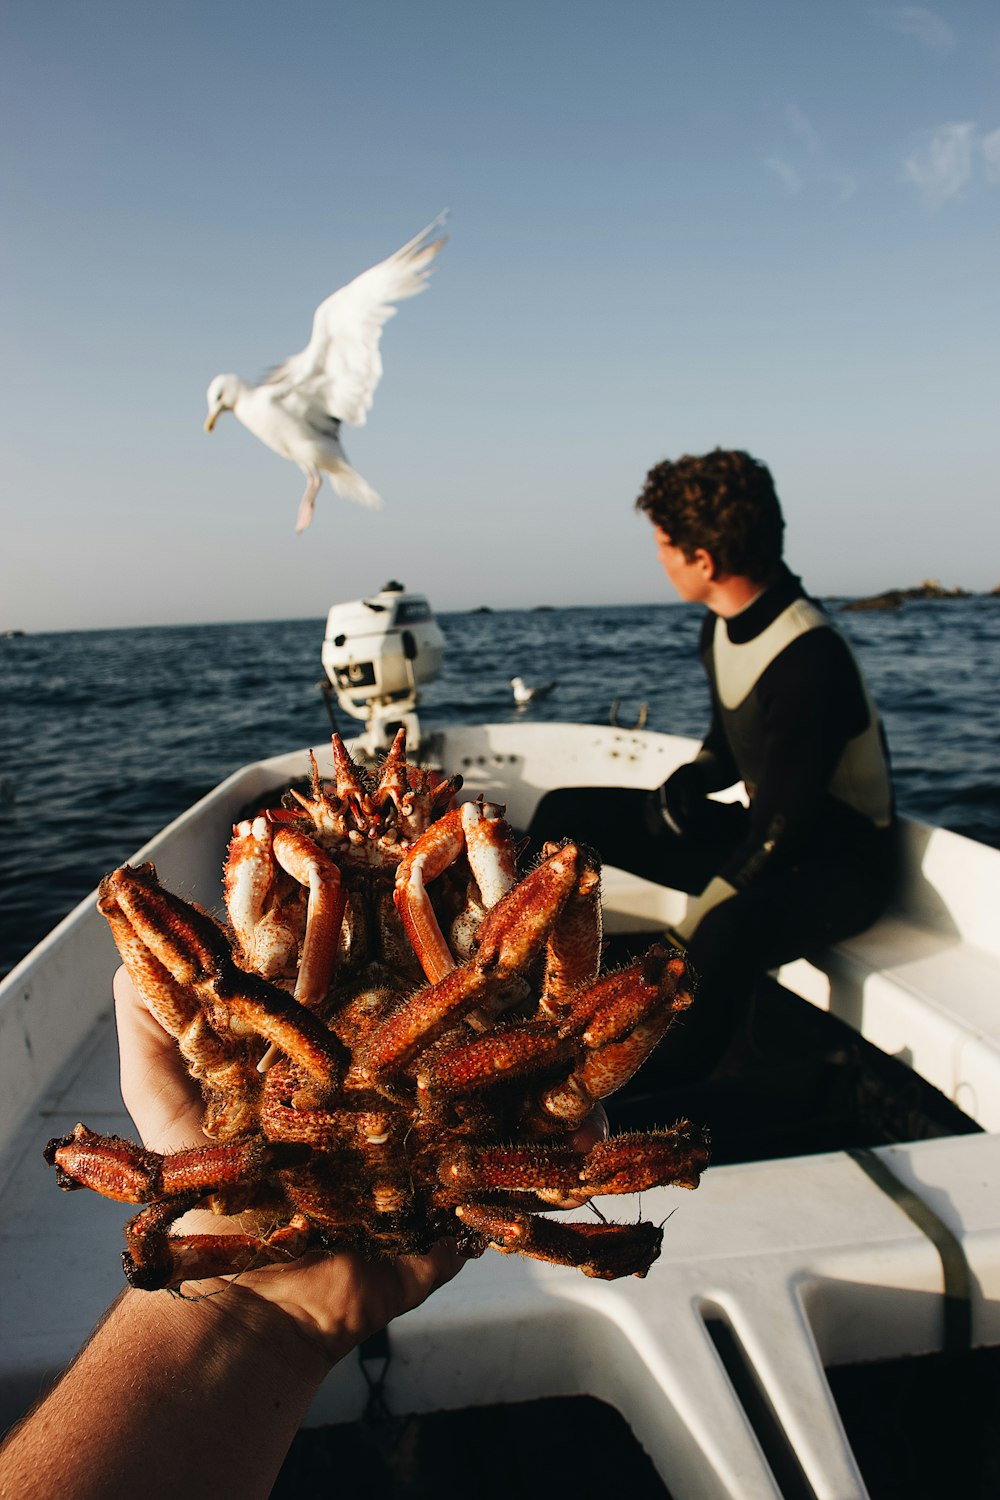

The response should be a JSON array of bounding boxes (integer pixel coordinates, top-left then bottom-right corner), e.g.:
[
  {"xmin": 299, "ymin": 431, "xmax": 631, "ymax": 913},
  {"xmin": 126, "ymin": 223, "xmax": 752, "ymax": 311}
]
[{"xmin": 46, "ymin": 729, "xmax": 708, "ymax": 1286}]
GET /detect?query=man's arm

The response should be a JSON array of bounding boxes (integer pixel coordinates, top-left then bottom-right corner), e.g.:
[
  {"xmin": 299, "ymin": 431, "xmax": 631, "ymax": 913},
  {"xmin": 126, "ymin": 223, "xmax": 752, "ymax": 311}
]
[
  {"xmin": 0, "ymin": 1246, "xmax": 461, "ymax": 1500},
  {"xmin": 1, "ymin": 1279, "xmax": 328, "ymax": 1500},
  {"xmin": 0, "ymin": 971, "xmax": 464, "ymax": 1500},
  {"xmin": 656, "ymin": 615, "xmax": 739, "ymax": 836}
]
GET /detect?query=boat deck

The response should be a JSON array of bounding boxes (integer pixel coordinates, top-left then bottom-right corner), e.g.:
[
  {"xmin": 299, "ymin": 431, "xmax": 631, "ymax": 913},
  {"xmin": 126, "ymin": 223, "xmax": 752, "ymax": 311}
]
[
  {"xmin": 3, "ymin": 723, "xmax": 1000, "ymax": 1499},
  {"xmin": 5, "ymin": 991, "xmax": 1000, "ymax": 1499}
]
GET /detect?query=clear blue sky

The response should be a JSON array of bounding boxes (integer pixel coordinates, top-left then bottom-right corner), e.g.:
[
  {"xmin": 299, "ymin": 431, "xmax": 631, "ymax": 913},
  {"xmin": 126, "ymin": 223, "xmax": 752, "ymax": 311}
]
[{"xmin": 3, "ymin": 1, "xmax": 998, "ymax": 630}]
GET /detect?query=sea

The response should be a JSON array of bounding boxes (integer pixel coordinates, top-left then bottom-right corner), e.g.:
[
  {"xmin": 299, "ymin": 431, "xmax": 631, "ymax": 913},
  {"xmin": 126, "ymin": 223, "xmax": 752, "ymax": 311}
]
[{"xmin": 2, "ymin": 595, "xmax": 999, "ymax": 982}]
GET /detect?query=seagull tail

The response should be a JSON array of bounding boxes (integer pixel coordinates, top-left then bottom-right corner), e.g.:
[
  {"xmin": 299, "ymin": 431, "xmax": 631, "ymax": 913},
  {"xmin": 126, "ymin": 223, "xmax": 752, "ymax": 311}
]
[{"xmin": 325, "ymin": 460, "xmax": 383, "ymax": 510}]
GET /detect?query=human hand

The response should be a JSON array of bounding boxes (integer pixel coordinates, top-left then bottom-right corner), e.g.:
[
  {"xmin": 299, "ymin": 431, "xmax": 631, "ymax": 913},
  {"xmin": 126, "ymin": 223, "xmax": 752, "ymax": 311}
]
[
  {"xmin": 655, "ymin": 762, "xmax": 708, "ymax": 836},
  {"xmin": 115, "ymin": 965, "xmax": 207, "ymax": 1154},
  {"xmin": 112, "ymin": 966, "xmax": 465, "ymax": 1371}
]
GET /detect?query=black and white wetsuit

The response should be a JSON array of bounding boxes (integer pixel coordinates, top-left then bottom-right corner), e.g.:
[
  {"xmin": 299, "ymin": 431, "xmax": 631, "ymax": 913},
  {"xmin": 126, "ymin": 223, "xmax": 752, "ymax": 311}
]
[
  {"xmin": 528, "ymin": 564, "xmax": 896, "ymax": 1082},
  {"xmin": 649, "ymin": 563, "xmax": 896, "ymax": 1078},
  {"xmin": 669, "ymin": 562, "xmax": 894, "ymax": 890}
]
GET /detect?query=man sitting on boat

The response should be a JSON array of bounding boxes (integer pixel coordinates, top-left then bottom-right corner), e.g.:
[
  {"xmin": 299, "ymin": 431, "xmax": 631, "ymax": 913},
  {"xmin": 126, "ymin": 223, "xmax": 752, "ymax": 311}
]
[{"xmin": 533, "ymin": 448, "xmax": 896, "ymax": 1081}]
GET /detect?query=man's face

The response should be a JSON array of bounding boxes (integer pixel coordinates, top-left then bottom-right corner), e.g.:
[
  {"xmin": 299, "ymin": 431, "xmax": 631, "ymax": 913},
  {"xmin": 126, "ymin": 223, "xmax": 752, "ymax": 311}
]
[{"xmin": 653, "ymin": 527, "xmax": 714, "ymax": 603}]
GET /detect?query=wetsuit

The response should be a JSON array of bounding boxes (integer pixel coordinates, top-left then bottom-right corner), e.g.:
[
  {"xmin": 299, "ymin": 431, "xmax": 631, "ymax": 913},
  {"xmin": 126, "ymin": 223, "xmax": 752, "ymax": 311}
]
[
  {"xmin": 529, "ymin": 565, "xmax": 896, "ymax": 1079},
  {"xmin": 646, "ymin": 564, "xmax": 896, "ymax": 1076}
]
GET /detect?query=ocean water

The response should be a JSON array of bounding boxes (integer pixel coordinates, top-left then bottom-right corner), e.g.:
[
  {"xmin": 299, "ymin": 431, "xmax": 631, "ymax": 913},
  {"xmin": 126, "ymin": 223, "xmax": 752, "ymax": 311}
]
[{"xmin": 2, "ymin": 596, "xmax": 998, "ymax": 980}]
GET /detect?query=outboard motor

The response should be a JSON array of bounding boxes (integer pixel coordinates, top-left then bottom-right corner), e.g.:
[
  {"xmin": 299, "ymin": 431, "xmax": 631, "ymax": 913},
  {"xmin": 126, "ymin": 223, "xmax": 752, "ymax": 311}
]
[{"xmin": 321, "ymin": 580, "xmax": 445, "ymax": 755}]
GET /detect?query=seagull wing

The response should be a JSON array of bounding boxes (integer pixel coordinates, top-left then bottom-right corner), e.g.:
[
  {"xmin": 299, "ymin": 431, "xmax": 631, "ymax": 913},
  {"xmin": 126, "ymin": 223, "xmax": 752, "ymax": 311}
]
[{"xmin": 264, "ymin": 214, "xmax": 447, "ymax": 427}]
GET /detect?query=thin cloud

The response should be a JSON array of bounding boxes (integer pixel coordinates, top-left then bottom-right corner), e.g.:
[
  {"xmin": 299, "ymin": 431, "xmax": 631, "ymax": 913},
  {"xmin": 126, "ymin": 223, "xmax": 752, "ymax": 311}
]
[
  {"xmin": 881, "ymin": 6, "xmax": 956, "ymax": 51},
  {"xmin": 764, "ymin": 106, "xmax": 853, "ymax": 201},
  {"xmin": 902, "ymin": 121, "xmax": 974, "ymax": 207},
  {"xmin": 785, "ymin": 104, "xmax": 821, "ymax": 157},
  {"xmin": 982, "ymin": 127, "xmax": 1000, "ymax": 183},
  {"xmin": 766, "ymin": 157, "xmax": 803, "ymax": 195}
]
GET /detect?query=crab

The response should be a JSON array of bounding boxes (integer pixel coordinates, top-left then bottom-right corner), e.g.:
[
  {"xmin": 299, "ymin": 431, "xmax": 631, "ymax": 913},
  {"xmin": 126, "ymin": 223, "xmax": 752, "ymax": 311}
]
[{"xmin": 46, "ymin": 729, "xmax": 708, "ymax": 1287}]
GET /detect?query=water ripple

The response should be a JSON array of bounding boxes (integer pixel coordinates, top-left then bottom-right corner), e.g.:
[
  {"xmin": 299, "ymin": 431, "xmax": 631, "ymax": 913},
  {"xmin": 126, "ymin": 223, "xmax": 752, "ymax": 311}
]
[{"xmin": 2, "ymin": 597, "xmax": 998, "ymax": 978}]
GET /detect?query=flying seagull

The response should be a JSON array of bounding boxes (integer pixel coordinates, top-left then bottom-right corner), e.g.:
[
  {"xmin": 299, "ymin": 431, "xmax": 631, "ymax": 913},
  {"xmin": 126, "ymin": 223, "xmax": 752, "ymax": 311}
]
[{"xmin": 204, "ymin": 215, "xmax": 447, "ymax": 533}]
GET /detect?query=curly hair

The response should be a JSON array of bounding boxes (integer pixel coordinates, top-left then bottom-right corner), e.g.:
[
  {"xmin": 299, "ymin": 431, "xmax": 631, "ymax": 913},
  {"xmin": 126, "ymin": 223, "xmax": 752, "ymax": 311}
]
[{"xmin": 635, "ymin": 449, "xmax": 785, "ymax": 582}]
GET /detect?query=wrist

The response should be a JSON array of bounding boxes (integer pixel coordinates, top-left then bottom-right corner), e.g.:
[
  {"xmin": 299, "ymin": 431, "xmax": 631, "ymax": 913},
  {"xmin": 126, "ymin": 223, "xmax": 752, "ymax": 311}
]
[{"xmin": 171, "ymin": 1273, "xmax": 337, "ymax": 1387}]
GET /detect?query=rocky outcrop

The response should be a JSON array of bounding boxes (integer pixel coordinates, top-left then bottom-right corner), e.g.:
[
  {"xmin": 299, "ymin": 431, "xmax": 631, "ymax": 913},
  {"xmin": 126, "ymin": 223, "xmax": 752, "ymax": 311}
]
[{"xmin": 842, "ymin": 580, "xmax": 976, "ymax": 612}]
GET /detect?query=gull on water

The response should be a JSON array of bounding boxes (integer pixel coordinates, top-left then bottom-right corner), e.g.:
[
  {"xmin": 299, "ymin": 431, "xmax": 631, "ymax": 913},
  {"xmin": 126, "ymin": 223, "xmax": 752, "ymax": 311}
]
[
  {"xmin": 204, "ymin": 216, "xmax": 447, "ymax": 533},
  {"xmin": 510, "ymin": 676, "xmax": 557, "ymax": 706}
]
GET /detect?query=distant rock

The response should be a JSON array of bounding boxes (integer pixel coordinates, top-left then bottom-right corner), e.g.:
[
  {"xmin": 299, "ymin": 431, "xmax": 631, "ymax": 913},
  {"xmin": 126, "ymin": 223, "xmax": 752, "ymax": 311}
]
[
  {"xmin": 842, "ymin": 579, "xmax": 975, "ymax": 612},
  {"xmin": 469, "ymin": 606, "xmax": 493, "ymax": 614}
]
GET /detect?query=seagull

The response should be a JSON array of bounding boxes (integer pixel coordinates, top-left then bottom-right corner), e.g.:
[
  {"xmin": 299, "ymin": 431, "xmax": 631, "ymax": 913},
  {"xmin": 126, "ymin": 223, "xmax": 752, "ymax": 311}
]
[
  {"xmin": 510, "ymin": 676, "xmax": 557, "ymax": 706},
  {"xmin": 204, "ymin": 215, "xmax": 447, "ymax": 533}
]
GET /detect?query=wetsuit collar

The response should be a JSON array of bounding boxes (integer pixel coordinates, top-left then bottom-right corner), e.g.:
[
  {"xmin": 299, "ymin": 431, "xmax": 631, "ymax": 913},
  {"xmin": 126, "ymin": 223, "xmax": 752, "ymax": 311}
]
[{"xmin": 721, "ymin": 564, "xmax": 806, "ymax": 644}]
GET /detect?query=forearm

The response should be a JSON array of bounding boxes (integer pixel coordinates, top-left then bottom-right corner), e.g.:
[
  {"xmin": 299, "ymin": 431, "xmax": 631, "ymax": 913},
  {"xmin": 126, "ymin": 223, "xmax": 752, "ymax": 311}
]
[
  {"xmin": 694, "ymin": 717, "xmax": 738, "ymax": 792},
  {"xmin": 0, "ymin": 1283, "xmax": 331, "ymax": 1500}
]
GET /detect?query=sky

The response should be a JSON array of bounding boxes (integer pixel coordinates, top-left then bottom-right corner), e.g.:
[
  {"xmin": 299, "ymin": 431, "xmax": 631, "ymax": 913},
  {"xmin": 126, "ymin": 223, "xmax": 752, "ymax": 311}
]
[{"xmin": 3, "ymin": 1, "xmax": 999, "ymax": 631}]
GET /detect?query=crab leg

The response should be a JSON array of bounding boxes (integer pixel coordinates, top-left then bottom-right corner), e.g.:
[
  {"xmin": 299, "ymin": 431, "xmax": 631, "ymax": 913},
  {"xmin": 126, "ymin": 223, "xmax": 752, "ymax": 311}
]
[
  {"xmin": 348, "ymin": 963, "xmax": 494, "ymax": 1085},
  {"xmin": 362, "ymin": 842, "xmax": 585, "ymax": 1085},
  {"xmin": 540, "ymin": 947, "xmax": 693, "ymax": 1124},
  {"xmin": 559, "ymin": 946, "xmax": 692, "ymax": 1047},
  {"xmin": 454, "ymin": 1203, "xmax": 664, "ymax": 1279},
  {"xmin": 394, "ymin": 801, "xmax": 516, "ymax": 984},
  {"xmin": 472, "ymin": 841, "xmax": 583, "ymax": 973},
  {"xmin": 416, "ymin": 1021, "xmax": 578, "ymax": 1100},
  {"xmin": 224, "ymin": 822, "xmax": 346, "ymax": 1008},
  {"xmin": 102, "ymin": 864, "xmax": 345, "ymax": 1090},
  {"xmin": 393, "ymin": 806, "xmax": 466, "ymax": 981},
  {"xmin": 99, "ymin": 887, "xmax": 243, "ymax": 1084},
  {"xmin": 579, "ymin": 1009, "xmax": 683, "ymax": 1100},
  {"xmin": 45, "ymin": 1122, "xmax": 308, "ymax": 1202},
  {"xmin": 538, "ymin": 843, "xmax": 603, "ymax": 1017},
  {"xmin": 124, "ymin": 1203, "xmax": 317, "ymax": 1290},
  {"xmin": 439, "ymin": 1124, "xmax": 708, "ymax": 1200},
  {"xmin": 272, "ymin": 827, "xmax": 347, "ymax": 1006},
  {"xmin": 580, "ymin": 948, "xmax": 693, "ymax": 1102}
]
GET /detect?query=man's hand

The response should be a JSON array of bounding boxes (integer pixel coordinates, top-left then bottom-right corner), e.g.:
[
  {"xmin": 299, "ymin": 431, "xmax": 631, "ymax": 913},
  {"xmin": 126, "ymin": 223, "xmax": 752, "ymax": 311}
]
[
  {"xmin": 112, "ymin": 966, "xmax": 465, "ymax": 1370},
  {"xmin": 655, "ymin": 761, "xmax": 709, "ymax": 836},
  {"xmin": 115, "ymin": 967, "xmax": 206, "ymax": 1154},
  {"xmin": 1, "ymin": 970, "xmax": 469, "ymax": 1500}
]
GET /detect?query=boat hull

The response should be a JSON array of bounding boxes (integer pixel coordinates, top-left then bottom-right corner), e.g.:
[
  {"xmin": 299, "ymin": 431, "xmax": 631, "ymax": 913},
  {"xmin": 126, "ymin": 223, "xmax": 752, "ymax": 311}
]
[{"xmin": 3, "ymin": 721, "xmax": 999, "ymax": 1500}]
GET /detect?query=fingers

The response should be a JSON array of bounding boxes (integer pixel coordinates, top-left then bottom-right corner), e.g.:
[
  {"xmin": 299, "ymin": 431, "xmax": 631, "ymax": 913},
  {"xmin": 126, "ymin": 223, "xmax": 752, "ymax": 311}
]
[
  {"xmin": 535, "ymin": 1105, "xmax": 611, "ymax": 1210},
  {"xmin": 568, "ymin": 1103, "xmax": 609, "ymax": 1154},
  {"xmin": 112, "ymin": 960, "xmax": 468, "ymax": 1362},
  {"xmin": 113, "ymin": 966, "xmax": 206, "ymax": 1153},
  {"xmin": 396, "ymin": 1237, "xmax": 468, "ymax": 1305}
]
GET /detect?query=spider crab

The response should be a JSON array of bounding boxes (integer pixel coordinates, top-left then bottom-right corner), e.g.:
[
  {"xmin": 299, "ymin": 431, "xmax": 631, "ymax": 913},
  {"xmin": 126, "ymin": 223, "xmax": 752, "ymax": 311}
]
[{"xmin": 47, "ymin": 730, "xmax": 707, "ymax": 1287}]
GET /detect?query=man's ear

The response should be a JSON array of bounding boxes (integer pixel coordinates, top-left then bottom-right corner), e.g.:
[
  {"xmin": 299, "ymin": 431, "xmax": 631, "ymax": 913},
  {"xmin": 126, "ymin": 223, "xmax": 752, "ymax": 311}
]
[{"xmin": 692, "ymin": 547, "xmax": 718, "ymax": 580}]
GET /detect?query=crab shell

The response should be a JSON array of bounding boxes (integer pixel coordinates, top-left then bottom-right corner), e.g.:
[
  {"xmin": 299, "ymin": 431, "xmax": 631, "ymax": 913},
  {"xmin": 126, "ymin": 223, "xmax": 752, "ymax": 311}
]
[{"xmin": 47, "ymin": 729, "xmax": 708, "ymax": 1286}]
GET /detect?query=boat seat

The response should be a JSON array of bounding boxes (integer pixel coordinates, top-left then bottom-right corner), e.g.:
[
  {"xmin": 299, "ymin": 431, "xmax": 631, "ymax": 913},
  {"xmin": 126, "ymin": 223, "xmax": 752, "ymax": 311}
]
[
  {"xmin": 775, "ymin": 923, "xmax": 1000, "ymax": 1132},
  {"xmin": 601, "ymin": 817, "xmax": 1000, "ymax": 1135}
]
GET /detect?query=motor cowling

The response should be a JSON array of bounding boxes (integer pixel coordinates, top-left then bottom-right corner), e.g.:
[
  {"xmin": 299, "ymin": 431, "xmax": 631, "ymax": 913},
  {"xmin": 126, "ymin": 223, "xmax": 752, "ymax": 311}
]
[{"xmin": 321, "ymin": 581, "xmax": 445, "ymax": 727}]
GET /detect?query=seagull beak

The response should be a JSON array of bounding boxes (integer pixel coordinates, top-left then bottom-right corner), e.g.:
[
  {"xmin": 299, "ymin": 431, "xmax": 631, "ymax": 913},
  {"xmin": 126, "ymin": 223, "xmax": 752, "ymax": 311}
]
[{"xmin": 204, "ymin": 410, "xmax": 219, "ymax": 433}]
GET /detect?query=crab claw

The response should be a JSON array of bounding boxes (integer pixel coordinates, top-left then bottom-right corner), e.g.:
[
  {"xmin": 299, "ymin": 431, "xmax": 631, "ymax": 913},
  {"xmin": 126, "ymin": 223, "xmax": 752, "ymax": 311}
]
[{"xmin": 100, "ymin": 864, "xmax": 345, "ymax": 1092}]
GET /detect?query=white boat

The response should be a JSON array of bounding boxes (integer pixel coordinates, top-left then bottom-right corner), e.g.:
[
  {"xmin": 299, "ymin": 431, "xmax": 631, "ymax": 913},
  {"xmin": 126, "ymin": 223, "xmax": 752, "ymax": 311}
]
[{"xmin": 2, "ymin": 717, "xmax": 998, "ymax": 1498}]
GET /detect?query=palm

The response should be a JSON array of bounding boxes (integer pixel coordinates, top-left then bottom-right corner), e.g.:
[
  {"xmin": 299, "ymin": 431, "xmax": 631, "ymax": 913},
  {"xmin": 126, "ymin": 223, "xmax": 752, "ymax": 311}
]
[{"xmin": 112, "ymin": 967, "xmax": 463, "ymax": 1360}]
